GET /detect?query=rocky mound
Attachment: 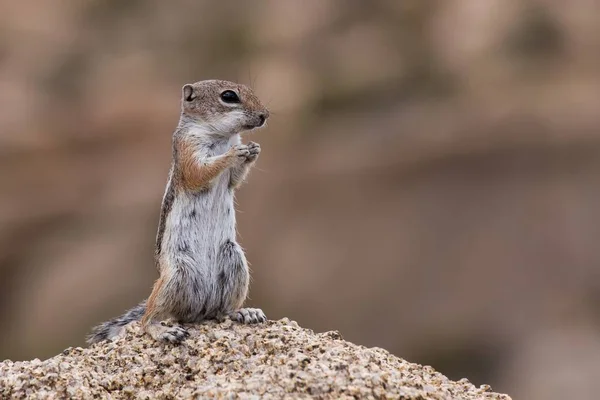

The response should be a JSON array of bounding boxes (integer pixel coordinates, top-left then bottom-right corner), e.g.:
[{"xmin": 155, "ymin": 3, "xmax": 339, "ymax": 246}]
[{"xmin": 0, "ymin": 319, "xmax": 511, "ymax": 399}]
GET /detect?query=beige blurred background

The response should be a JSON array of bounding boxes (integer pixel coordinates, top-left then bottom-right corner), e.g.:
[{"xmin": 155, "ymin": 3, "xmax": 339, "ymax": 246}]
[{"xmin": 1, "ymin": 0, "xmax": 600, "ymax": 398}]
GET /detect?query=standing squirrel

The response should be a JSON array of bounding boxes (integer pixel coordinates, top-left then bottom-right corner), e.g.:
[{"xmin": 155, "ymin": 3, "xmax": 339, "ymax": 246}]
[{"xmin": 88, "ymin": 80, "xmax": 269, "ymax": 344}]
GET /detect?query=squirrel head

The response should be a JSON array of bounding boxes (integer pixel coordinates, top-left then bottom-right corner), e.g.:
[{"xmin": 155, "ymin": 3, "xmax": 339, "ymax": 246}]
[{"xmin": 181, "ymin": 80, "xmax": 269, "ymax": 135}]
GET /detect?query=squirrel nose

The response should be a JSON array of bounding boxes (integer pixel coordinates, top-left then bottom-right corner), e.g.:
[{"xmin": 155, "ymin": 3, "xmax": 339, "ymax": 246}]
[{"xmin": 257, "ymin": 113, "xmax": 267, "ymax": 127}]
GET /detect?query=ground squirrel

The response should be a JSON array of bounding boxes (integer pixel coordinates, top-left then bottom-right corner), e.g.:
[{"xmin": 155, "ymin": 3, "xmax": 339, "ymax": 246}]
[{"xmin": 87, "ymin": 80, "xmax": 269, "ymax": 344}]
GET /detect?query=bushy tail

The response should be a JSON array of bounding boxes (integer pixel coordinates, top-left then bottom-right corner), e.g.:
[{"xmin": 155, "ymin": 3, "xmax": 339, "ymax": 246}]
[{"xmin": 87, "ymin": 301, "xmax": 146, "ymax": 344}]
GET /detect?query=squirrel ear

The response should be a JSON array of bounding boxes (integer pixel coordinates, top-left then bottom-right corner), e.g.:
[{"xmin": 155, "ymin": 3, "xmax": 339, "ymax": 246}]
[{"xmin": 183, "ymin": 84, "xmax": 196, "ymax": 101}]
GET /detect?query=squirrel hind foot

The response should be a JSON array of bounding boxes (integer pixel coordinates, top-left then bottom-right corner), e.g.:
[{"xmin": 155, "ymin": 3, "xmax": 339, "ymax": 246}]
[
  {"xmin": 228, "ymin": 308, "xmax": 267, "ymax": 324},
  {"xmin": 145, "ymin": 322, "xmax": 189, "ymax": 344}
]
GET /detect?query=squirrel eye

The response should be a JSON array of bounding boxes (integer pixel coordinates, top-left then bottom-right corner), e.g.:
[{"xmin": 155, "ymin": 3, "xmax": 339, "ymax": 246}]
[{"xmin": 220, "ymin": 90, "xmax": 240, "ymax": 104}]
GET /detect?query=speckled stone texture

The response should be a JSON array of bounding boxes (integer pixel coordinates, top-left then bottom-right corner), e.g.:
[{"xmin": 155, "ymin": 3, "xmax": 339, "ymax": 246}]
[{"xmin": 0, "ymin": 319, "xmax": 511, "ymax": 399}]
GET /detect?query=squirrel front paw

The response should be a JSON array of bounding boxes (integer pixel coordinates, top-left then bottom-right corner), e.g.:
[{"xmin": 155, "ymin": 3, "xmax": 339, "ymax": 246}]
[
  {"xmin": 230, "ymin": 143, "xmax": 260, "ymax": 164},
  {"xmin": 245, "ymin": 141, "xmax": 261, "ymax": 162},
  {"xmin": 231, "ymin": 144, "xmax": 250, "ymax": 160}
]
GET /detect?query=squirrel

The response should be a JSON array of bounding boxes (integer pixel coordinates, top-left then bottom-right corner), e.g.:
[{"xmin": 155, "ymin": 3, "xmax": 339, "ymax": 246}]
[{"xmin": 87, "ymin": 80, "xmax": 270, "ymax": 344}]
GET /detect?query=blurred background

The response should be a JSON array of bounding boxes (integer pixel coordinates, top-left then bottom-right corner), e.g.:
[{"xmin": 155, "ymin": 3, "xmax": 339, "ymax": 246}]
[{"xmin": 1, "ymin": 0, "xmax": 599, "ymax": 398}]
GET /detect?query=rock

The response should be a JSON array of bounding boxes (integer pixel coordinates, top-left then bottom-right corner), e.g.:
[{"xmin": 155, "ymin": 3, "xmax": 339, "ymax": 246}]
[{"xmin": 0, "ymin": 319, "xmax": 511, "ymax": 399}]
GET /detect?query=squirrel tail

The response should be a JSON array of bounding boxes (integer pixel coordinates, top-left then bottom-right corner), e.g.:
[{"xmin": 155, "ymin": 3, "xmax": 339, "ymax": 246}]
[{"xmin": 86, "ymin": 301, "xmax": 147, "ymax": 344}]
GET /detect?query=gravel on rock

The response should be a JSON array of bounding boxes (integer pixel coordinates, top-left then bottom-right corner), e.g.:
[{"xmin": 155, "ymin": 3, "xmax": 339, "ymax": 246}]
[{"xmin": 0, "ymin": 318, "xmax": 511, "ymax": 399}]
